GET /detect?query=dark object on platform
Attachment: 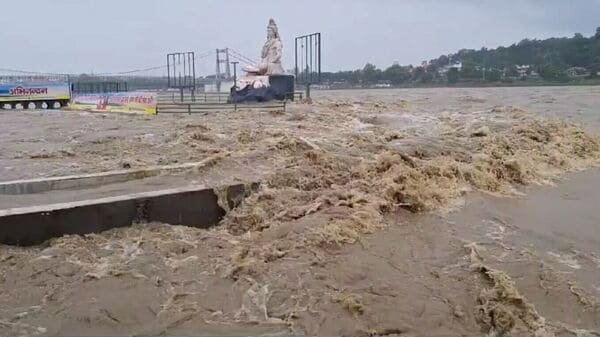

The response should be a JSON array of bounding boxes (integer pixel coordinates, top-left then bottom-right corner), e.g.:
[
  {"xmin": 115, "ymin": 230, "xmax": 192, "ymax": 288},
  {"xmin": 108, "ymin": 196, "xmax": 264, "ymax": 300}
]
[
  {"xmin": 269, "ymin": 75, "xmax": 295, "ymax": 100},
  {"xmin": 231, "ymin": 74, "xmax": 295, "ymax": 103},
  {"xmin": 231, "ymin": 86, "xmax": 280, "ymax": 103}
]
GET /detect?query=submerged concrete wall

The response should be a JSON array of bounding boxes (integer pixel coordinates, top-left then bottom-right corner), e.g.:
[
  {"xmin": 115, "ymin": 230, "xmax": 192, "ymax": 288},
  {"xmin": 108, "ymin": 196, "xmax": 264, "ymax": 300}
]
[
  {"xmin": 0, "ymin": 159, "xmax": 217, "ymax": 195},
  {"xmin": 0, "ymin": 183, "xmax": 257, "ymax": 246}
]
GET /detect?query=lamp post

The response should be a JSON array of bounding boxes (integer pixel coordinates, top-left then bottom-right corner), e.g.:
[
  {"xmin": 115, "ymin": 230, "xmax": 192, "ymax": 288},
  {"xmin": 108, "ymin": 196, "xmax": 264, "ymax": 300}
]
[
  {"xmin": 231, "ymin": 61, "xmax": 239, "ymax": 110},
  {"xmin": 231, "ymin": 61, "xmax": 239, "ymax": 88}
]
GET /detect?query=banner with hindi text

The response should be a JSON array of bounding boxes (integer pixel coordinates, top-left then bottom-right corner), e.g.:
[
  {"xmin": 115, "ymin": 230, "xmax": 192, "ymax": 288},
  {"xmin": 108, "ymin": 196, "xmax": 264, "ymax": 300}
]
[{"xmin": 70, "ymin": 92, "xmax": 157, "ymax": 115}]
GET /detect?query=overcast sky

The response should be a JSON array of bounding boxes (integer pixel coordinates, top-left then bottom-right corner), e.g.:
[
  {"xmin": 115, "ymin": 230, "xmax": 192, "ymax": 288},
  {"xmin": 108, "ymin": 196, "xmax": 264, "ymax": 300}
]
[{"xmin": 1, "ymin": 0, "xmax": 599, "ymax": 75}]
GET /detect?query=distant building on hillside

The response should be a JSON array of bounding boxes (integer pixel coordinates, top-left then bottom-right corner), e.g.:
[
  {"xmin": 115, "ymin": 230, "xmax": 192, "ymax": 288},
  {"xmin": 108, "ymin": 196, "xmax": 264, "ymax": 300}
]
[
  {"xmin": 515, "ymin": 65, "xmax": 531, "ymax": 76},
  {"xmin": 312, "ymin": 83, "xmax": 331, "ymax": 90},
  {"xmin": 375, "ymin": 80, "xmax": 392, "ymax": 88},
  {"xmin": 566, "ymin": 67, "xmax": 589, "ymax": 78},
  {"xmin": 528, "ymin": 71, "xmax": 541, "ymax": 79},
  {"xmin": 329, "ymin": 81, "xmax": 353, "ymax": 90},
  {"xmin": 439, "ymin": 62, "xmax": 462, "ymax": 74}
]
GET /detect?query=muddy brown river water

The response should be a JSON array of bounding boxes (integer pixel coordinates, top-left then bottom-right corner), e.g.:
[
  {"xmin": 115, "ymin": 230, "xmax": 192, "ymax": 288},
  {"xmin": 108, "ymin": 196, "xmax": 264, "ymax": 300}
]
[{"xmin": 0, "ymin": 86, "xmax": 599, "ymax": 336}]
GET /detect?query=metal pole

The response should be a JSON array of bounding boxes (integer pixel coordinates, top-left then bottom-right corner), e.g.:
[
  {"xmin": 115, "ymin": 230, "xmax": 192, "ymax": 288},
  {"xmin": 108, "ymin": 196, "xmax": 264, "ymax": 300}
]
[
  {"xmin": 305, "ymin": 37, "xmax": 309, "ymax": 83},
  {"xmin": 231, "ymin": 61, "xmax": 238, "ymax": 111},
  {"xmin": 192, "ymin": 51, "xmax": 196, "ymax": 101},
  {"xmin": 178, "ymin": 53, "xmax": 182, "ymax": 90},
  {"xmin": 309, "ymin": 35, "xmax": 313, "ymax": 84},
  {"xmin": 184, "ymin": 53, "xmax": 188, "ymax": 87},
  {"xmin": 317, "ymin": 33, "xmax": 321, "ymax": 83},
  {"xmin": 300, "ymin": 41, "xmax": 304, "ymax": 83},
  {"xmin": 216, "ymin": 49, "xmax": 221, "ymax": 92},
  {"xmin": 167, "ymin": 54, "xmax": 171, "ymax": 87},
  {"xmin": 295, "ymin": 38, "xmax": 298, "ymax": 79},
  {"xmin": 225, "ymin": 48, "xmax": 231, "ymax": 79},
  {"xmin": 232, "ymin": 62, "xmax": 238, "ymax": 88}
]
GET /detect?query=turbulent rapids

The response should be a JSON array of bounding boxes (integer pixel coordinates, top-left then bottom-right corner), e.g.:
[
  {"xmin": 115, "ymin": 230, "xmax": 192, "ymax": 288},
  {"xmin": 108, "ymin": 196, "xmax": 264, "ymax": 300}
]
[{"xmin": 1, "ymin": 87, "xmax": 600, "ymax": 336}]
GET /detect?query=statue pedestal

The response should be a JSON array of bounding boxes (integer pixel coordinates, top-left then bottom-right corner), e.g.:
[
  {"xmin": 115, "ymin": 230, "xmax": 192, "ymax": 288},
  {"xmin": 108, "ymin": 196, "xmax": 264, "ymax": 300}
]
[{"xmin": 232, "ymin": 74, "xmax": 295, "ymax": 103}]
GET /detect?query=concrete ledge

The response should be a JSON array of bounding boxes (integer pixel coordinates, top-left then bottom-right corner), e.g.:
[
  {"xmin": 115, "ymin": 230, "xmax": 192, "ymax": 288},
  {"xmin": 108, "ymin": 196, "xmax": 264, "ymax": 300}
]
[
  {"xmin": 0, "ymin": 183, "xmax": 257, "ymax": 246},
  {"xmin": 0, "ymin": 157, "xmax": 220, "ymax": 195}
]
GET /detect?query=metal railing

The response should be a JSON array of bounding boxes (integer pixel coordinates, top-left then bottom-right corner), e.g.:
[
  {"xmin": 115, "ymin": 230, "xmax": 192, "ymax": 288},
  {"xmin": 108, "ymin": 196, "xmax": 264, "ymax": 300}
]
[
  {"xmin": 71, "ymin": 81, "xmax": 128, "ymax": 94},
  {"xmin": 157, "ymin": 100, "xmax": 286, "ymax": 114},
  {"xmin": 162, "ymin": 91, "xmax": 304, "ymax": 104},
  {"xmin": 155, "ymin": 90, "xmax": 305, "ymax": 114},
  {"xmin": 165, "ymin": 91, "xmax": 231, "ymax": 104}
]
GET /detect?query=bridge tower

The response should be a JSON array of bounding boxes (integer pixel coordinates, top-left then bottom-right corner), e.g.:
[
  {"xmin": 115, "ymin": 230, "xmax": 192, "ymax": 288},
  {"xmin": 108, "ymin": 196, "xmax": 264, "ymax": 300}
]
[{"xmin": 215, "ymin": 48, "xmax": 231, "ymax": 91}]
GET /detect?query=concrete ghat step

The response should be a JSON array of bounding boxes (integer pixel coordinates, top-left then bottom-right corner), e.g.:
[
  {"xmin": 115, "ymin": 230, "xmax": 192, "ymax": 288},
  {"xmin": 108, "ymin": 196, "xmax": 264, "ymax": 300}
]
[
  {"xmin": 0, "ymin": 157, "xmax": 218, "ymax": 195},
  {"xmin": 0, "ymin": 183, "xmax": 258, "ymax": 246}
]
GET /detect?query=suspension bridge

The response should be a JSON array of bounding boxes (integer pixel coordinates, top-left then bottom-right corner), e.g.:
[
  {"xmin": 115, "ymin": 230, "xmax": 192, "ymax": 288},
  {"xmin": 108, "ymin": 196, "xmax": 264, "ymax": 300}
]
[{"xmin": 0, "ymin": 48, "xmax": 258, "ymax": 89}]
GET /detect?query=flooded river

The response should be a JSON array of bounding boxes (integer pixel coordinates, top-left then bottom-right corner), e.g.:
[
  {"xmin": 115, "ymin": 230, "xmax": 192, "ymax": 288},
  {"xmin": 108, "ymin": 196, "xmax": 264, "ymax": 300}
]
[{"xmin": 0, "ymin": 86, "xmax": 599, "ymax": 336}]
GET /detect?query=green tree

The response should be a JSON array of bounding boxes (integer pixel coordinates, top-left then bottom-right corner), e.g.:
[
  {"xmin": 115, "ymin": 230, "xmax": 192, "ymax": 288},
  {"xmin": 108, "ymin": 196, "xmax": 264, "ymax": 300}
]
[
  {"xmin": 447, "ymin": 67, "xmax": 459, "ymax": 84},
  {"xmin": 420, "ymin": 72, "xmax": 434, "ymax": 84},
  {"xmin": 587, "ymin": 64, "xmax": 599, "ymax": 78},
  {"xmin": 411, "ymin": 66, "xmax": 425, "ymax": 82},
  {"xmin": 506, "ymin": 65, "xmax": 519, "ymax": 77},
  {"xmin": 306, "ymin": 28, "xmax": 600, "ymax": 87},
  {"xmin": 437, "ymin": 55, "xmax": 450, "ymax": 67},
  {"xmin": 460, "ymin": 60, "xmax": 481, "ymax": 79},
  {"xmin": 486, "ymin": 69, "xmax": 502, "ymax": 82},
  {"xmin": 384, "ymin": 64, "xmax": 411, "ymax": 85},
  {"xmin": 362, "ymin": 63, "xmax": 382, "ymax": 83},
  {"xmin": 538, "ymin": 63, "xmax": 568, "ymax": 81}
]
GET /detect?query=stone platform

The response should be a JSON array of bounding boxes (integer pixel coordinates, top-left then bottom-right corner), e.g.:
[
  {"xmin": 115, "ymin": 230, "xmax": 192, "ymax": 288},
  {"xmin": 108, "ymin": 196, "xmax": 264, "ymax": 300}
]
[{"xmin": 0, "ymin": 166, "xmax": 258, "ymax": 246}]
